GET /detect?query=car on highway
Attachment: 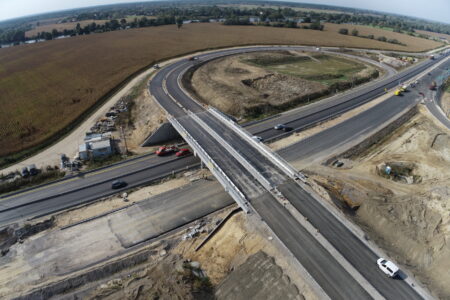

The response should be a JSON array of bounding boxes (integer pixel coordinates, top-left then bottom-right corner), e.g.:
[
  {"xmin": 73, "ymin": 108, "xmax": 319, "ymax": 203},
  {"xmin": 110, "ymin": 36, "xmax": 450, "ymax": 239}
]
[
  {"xmin": 252, "ymin": 136, "xmax": 263, "ymax": 142},
  {"xmin": 274, "ymin": 124, "xmax": 287, "ymax": 130},
  {"xmin": 156, "ymin": 146, "xmax": 178, "ymax": 156},
  {"xmin": 377, "ymin": 258, "xmax": 399, "ymax": 278},
  {"xmin": 175, "ymin": 148, "xmax": 191, "ymax": 157},
  {"xmin": 111, "ymin": 179, "xmax": 127, "ymax": 189}
]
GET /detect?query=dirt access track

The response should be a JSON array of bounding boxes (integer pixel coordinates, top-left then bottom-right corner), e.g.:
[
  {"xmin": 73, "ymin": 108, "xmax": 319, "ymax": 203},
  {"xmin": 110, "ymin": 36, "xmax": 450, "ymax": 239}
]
[
  {"xmin": 187, "ymin": 50, "xmax": 380, "ymax": 120},
  {"xmin": 306, "ymin": 106, "xmax": 450, "ymax": 298}
]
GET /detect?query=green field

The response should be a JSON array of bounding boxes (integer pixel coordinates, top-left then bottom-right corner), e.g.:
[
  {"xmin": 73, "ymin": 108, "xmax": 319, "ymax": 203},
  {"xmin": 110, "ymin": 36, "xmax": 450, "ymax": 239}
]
[{"xmin": 245, "ymin": 54, "xmax": 367, "ymax": 85}]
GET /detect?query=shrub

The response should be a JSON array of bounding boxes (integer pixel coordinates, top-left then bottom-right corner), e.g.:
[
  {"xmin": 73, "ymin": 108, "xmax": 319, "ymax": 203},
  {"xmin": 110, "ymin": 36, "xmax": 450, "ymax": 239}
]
[{"xmin": 339, "ymin": 28, "xmax": 349, "ymax": 35}]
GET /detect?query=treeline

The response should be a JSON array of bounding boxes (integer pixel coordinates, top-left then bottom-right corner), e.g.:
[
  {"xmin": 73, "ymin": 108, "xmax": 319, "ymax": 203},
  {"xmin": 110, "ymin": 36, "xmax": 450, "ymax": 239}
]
[
  {"xmin": 2, "ymin": 1, "xmax": 450, "ymax": 45},
  {"xmin": 22, "ymin": 16, "xmax": 177, "ymax": 42},
  {"xmin": 224, "ymin": 16, "xmax": 324, "ymax": 30},
  {"xmin": 338, "ymin": 28, "xmax": 405, "ymax": 46}
]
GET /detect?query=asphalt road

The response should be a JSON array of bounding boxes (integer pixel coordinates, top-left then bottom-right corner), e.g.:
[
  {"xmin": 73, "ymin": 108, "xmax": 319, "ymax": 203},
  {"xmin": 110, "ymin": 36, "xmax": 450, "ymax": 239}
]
[
  {"xmin": 0, "ymin": 154, "xmax": 200, "ymax": 227},
  {"xmin": 0, "ymin": 45, "xmax": 448, "ymax": 299},
  {"xmin": 155, "ymin": 47, "xmax": 449, "ymax": 299},
  {"xmin": 280, "ymin": 54, "xmax": 450, "ymax": 165},
  {"xmin": 2, "ymin": 46, "xmax": 444, "ymax": 227}
]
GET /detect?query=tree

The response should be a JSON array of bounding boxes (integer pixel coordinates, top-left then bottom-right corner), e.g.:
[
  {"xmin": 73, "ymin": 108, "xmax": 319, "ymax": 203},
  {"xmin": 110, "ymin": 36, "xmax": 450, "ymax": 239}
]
[
  {"xmin": 76, "ymin": 23, "xmax": 81, "ymax": 35},
  {"xmin": 339, "ymin": 28, "xmax": 348, "ymax": 35},
  {"xmin": 176, "ymin": 17, "xmax": 183, "ymax": 29},
  {"xmin": 310, "ymin": 21, "xmax": 324, "ymax": 31},
  {"xmin": 120, "ymin": 18, "xmax": 127, "ymax": 29},
  {"xmin": 377, "ymin": 36, "xmax": 387, "ymax": 42},
  {"xmin": 367, "ymin": 34, "xmax": 374, "ymax": 39},
  {"xmin": 51, "ymin": 29, "xmax": 59, "ymax": 38},
  {"xmin": 351, "ymin": 29, "xmax": 359, "ymax": 36}
]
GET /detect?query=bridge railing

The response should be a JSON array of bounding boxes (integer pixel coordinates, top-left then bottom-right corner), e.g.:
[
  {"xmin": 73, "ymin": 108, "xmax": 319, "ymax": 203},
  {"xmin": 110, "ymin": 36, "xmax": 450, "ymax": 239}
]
[
  {"xmin": 168, "ymin": 115, "xmax": 250, "ymax": 213},
  {"xmin": 209, "ymin": 107, "xmax": 308, "ymax": 183},
  {"xmin": 189, "ymin": 111, "xmax": 274, "ymax": 191}
]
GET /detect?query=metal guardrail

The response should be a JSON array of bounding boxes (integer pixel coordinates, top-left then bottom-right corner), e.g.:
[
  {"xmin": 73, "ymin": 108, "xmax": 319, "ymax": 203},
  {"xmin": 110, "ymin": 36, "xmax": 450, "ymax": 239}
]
[
  {"xmin": 168, "ymin": 116, "xmax": 250, "ymax": 213},
  {"xmin": 189, "ymin": 112, "xmax": 274, "ymax": 191},
  {"xmin": 209, "ymin": 108, "xmax": 308, "ymax": 182}
]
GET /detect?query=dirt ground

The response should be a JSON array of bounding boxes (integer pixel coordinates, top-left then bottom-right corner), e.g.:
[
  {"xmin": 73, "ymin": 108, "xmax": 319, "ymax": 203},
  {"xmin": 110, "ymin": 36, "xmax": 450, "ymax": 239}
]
[
  {"xmin": 307, "ymin": 106, "xmax": 450, "ymax": 298},
  {"xmin": 83, "ymin": 211, "xmax": 313, "ymax": 300},
  {"xmin": 189, "ymin": 51, "xmax": 376, "ymax": 119},
  {"xmin": 441, "ymin": 88, "xmax": 450, "ymax": 117},
  {"xmin": 123, "ymin": 86, "xmax": 166, "ymax": 154}
]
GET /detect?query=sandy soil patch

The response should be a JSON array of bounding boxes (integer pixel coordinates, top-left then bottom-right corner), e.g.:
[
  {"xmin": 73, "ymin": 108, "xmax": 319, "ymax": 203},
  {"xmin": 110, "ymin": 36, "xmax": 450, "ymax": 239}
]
[
  {"xmin": 308, "ymin": 107, "xmax": 450, "ymax": 298},
  {"xmin": 123, "ymin": 85, "xmax": 167, "ymax": 154},
  {"xmin": 441, "ymin": 90, "xmax": 450, "ymax": 117}
]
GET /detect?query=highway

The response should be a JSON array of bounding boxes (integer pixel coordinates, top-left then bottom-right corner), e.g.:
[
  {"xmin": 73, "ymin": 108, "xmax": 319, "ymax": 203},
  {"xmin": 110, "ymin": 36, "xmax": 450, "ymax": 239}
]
[
  {"xmin": 150, "ymin": 47, "xmax": 450, "ymax": 299},
  {"xmin": 0, "ymin": 154, "xmax": 199, "ymax": 227},
  {"xmin": 1, "ymin": 47, "xmax": 445, "ymax": 226},
  {"xmin": 1, "ymin": 46, "xmax": 449, "ymax": 299}
]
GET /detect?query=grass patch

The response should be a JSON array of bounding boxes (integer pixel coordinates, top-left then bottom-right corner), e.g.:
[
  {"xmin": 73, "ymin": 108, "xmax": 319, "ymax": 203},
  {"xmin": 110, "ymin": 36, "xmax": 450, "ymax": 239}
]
[
  {"xmin": 84, "ymin": 154, "xmax": 125, "ymax": 171},
  {"xmin": 0, "ymin": 169, "xmax": 65, "ymax": 195},
  {"xmin": 246, "ymin": 54, "xmax": 366, "ymax": 86}
]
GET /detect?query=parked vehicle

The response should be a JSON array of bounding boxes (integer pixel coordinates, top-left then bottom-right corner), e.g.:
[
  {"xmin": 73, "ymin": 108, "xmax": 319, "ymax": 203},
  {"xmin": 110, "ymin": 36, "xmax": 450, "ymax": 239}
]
[
  {"xmin": 176, "ymin": 148, "xmax": 191, "ymax": 157},
  {"xmin": 28, "ymin": 164, "xmax": 38, "ymax": 176},
  {"xmin": 429, "ymin": 81, "xmax": 437, "ymax": 90},
  {"xmin": 377, "ymin": 258, "xmax": 399, "ymax": 278},
  {"xmin": 111, "ymin": 179, "xmax": 127, "ymax": 189},
  {"xmin": 156, "ymin": 146, "xmax": 178, "ymax": 156},
  {"xmin": 21, "ymin": 167, "xmax": 30, "ymax": 178}
]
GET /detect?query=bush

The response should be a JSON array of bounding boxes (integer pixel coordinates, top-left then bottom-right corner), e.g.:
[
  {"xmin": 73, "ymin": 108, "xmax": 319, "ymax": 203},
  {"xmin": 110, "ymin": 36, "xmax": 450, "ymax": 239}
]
[
  {"xmin": 339, "ymin": 28, "xmax": 349, "ymax": 35},
  {"xmin": 351, "ymin": 29, "xmax": 359, "ymax": 36},
  {"xmin": 387, "ymin": 38, "xmax": 401, "ymax": 44},
  {"xmin": 377, "ymin": 36, "xmax": 387, "ymax": 42},
  {"xmin": 367, "ymin": 34, "xmax": 374, "ymax": 39}
]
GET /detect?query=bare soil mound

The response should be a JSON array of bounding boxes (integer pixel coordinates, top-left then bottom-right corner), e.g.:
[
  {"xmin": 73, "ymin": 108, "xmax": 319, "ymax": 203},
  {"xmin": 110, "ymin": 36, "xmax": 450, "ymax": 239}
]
[
  {"xmin": 310, "ymin": 108, "xmax": 450, "ymax": 298},
  {"xmin": 188, "ymin": 51, "xmax": 377, "ymax": 119}
]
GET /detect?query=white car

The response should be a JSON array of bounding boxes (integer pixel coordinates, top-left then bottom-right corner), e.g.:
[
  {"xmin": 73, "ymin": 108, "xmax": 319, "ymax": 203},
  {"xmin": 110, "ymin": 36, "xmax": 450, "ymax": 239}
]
[
  {"xmin": 377, "ymin": 258, "xmax": 399, "ymax": 278},
  {"xmin": 274, "ymin": 124, "xmax": 286, "ymax": 130},
  {"xmin": 252, "ymin": 135, "xmax": 263, "ymax": 142}
]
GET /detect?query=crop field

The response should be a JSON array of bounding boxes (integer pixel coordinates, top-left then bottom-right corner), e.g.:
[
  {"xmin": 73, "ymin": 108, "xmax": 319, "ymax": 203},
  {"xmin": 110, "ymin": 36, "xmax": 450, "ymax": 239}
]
[
  {"xmin": 415, "ymin": 29, "xmax": 450, "ymax": 42},
  {"xmin": 25, "ymin": 20, "xmax": 109, "ymax": 37},
  {"xmin": 324, "ymin": 23, "xmax": 443, "ymax": 49},
  {"xmin": 25, "ymin": 16, "xmax": 150, "ymax": 37},
  {"xmin": 246, "ymin": 54, "xmax": 366, "ymax": 85},
  {"xmin": 0, "ymin": 22, "xmax": 442, "ymax": 164}
]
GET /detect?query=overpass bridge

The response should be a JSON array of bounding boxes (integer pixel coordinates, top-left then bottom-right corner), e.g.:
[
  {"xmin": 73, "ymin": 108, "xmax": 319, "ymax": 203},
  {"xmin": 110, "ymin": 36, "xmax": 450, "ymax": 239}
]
[{"xmin": 149, "ymin": 46, "xmax": 443, "ymax": 300}]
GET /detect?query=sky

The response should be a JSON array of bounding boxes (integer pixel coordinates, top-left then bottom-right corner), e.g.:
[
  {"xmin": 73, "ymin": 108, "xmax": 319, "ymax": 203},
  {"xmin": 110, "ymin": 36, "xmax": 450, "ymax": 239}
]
[{"xmin": 0, "ymin": 0, "xmax": 449, "ymax": 24}]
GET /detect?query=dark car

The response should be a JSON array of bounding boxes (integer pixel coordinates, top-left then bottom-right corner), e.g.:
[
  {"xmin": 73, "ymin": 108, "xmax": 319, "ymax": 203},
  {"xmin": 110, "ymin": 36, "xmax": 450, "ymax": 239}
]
[
  {"xmin": 28, "ymin": 164, "xmax": 39, "ymax": 176},
  {"xmin": 111, "ymin": 179, "xmax": 127, "ymax": 189},
  {"xmin": 21, "ymin": 167, "xmax": 30, "ymax": 178},
  {"xmin": 282, "ymin": 126, "xmax": 293, "ymax": 132}
]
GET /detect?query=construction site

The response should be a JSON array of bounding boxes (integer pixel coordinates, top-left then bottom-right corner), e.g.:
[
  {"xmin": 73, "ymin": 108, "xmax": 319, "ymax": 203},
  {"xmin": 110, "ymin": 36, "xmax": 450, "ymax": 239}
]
[{"xmin": 1, "ymin": 46, "xmax": 449, "ymax": 300}]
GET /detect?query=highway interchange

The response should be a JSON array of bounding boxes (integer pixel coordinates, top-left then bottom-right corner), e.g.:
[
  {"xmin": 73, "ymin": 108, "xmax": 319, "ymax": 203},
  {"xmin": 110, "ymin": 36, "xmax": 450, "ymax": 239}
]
[{"xmin": 2, "ymin": 45, "xmax": 450, "ymax": 299}]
